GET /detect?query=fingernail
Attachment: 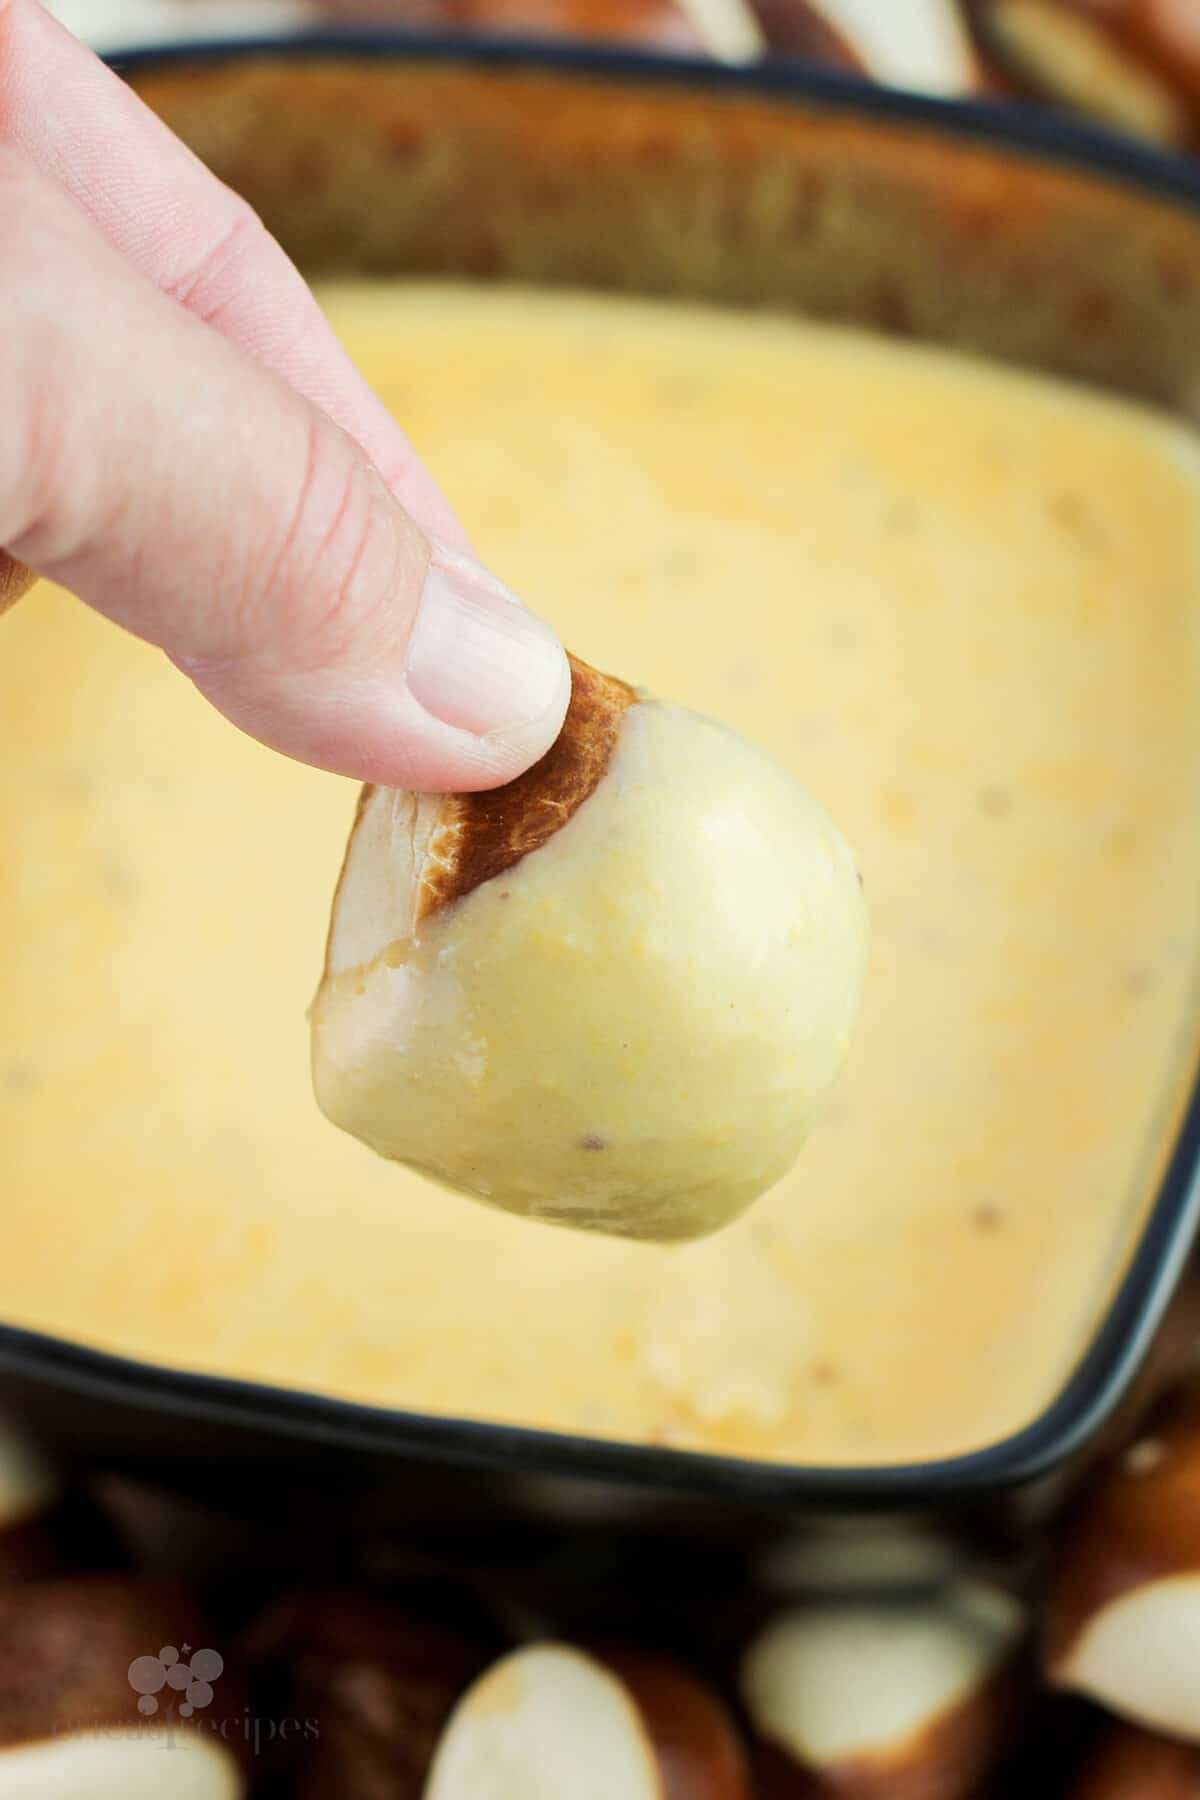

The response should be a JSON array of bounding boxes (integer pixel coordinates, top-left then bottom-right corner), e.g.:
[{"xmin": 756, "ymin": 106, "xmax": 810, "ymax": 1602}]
[{"xmin": 406, "ymin": 544, "xmax": 569, "ymax": 741}]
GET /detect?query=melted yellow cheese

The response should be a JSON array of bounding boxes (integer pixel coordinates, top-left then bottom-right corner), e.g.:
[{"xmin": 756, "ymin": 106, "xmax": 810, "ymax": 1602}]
[{"xmin": 3, "ymin": 283, "xmax": 1200, "ymax": 1465}]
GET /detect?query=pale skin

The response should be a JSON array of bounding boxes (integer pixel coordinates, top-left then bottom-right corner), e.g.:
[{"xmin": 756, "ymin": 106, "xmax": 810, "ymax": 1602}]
[{"xmin": 0, "ymin": 0, "xmax": 570, "ymax": 792}]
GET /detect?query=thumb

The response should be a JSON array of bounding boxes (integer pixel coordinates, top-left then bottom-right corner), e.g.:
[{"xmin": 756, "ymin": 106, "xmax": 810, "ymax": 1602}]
[{"xmin": 0, "ymin": 151, "xmax": 569, "ymax": 792}]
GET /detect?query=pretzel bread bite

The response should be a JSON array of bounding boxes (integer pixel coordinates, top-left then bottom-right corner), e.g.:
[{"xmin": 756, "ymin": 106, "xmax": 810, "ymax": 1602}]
[{"xmin": 311, "ymin": 656, "xmax": 866, "ymax": 1242}]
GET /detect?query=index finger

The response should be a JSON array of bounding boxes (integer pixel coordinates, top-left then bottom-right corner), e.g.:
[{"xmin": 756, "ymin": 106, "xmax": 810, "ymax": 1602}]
[{"xmin": 0, "ymin": 0, "xmax": 471, "ymax": 551}]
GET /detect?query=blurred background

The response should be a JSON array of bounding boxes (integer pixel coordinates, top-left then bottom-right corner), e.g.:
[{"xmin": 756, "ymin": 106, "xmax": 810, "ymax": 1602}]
[{"xmin": 42, "ymin": 0, "xmax": 1200, "ymax": 160}]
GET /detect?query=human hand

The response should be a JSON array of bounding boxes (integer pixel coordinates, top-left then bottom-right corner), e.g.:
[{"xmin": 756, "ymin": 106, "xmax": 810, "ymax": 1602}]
[{"xmin": 0, "ymin": 0, "xmax": 570, "ymax": 790}]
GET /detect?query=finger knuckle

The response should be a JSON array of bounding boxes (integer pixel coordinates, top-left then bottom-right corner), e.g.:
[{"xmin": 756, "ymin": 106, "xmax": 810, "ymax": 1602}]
[
  {"xmin": 162, "ymin": 198, "xmax": 271, "ymax": 327},
  {"xmin": 252, "ymin": 420, "xmax": 411, "ymax": 670},
  {"xmin": 0, "ymin": 173, "xmax": 82, "ymax": 555}
]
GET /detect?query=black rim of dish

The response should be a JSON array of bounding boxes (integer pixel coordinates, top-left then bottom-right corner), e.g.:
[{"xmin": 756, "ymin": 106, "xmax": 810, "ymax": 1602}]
[{"xmin": 5, "ymin": 33, "xmax": 1198, "ymax": 1507}]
